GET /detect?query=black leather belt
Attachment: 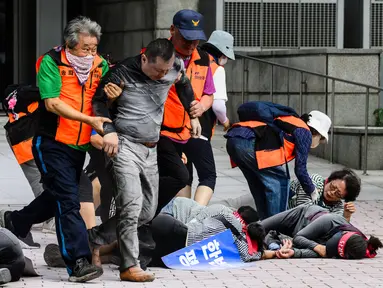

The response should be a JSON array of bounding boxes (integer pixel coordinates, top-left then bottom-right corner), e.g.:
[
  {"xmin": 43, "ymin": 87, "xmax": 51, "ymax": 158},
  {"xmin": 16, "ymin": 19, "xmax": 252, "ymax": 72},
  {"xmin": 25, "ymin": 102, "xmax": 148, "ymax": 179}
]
[{"xmin": 142, "ymin": 142, "xmax": 157, "ymax": 148}]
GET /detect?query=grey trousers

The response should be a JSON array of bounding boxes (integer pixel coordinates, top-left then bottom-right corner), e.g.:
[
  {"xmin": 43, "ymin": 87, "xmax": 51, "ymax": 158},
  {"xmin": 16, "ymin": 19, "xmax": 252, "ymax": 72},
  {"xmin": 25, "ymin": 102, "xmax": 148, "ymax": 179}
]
[
  {"xmin": 260, "ymin": 204, "xmax": 327, "ymax": 237},
  {"xmin": 6, "ymin": 132, "xmax": 43, "ymax": 198},
  {"xmin": 20, "ymin": 160, "xmax": 44, "ymax": 198},
  {"xmin": 112, "ymin": 136, "xmax": 159, "ymax": 270},
  {"xmin": 212, "ymin": 194, "xmax": 256, "ymax": 210}
]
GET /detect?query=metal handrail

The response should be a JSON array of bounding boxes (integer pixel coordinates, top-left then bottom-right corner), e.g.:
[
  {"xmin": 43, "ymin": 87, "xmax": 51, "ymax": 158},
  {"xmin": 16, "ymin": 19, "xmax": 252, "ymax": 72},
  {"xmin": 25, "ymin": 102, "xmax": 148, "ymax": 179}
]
[
  {"xmin": 235, "ymin": 53, "xmax": 383, "ymax": 175},
  {"xmin": 236, "ymin": 54, "xmax": 383, "ymax": 91}
]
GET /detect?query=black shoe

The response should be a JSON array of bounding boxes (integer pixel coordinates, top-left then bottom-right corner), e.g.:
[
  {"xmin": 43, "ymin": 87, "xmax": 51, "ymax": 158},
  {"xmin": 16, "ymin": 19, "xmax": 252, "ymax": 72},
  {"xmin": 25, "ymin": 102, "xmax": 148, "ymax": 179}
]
[
  {"xmin": 0, "ymin": 210, "xmax": 14, "ymax": 232},
  {"xmin": 18, "ymin": 231, "xmax": 40, "ymax": 249},
  {"xmin": 44, "ymin": 243, "xmax": 66, "ymax": 267},
  {"xmin": 0, "ymin": 268, "xmax": 11, "ymax": 284},
  {"xmin": 68, "ymin": 258, "xmax": 103, "ymax": 283}
]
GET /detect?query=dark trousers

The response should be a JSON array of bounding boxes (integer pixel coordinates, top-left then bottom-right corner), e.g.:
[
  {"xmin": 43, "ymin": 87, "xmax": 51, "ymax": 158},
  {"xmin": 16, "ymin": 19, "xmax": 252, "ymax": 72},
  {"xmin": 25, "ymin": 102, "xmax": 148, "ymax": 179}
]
[
  {"xmin": 10, "ymin": 136, "xmax": 91, "ymax": 273},
  {"xmin": 184, "ymin": 137, "xmax": 217, "ymax": 191},
  {"xmin": 150, "ymin": 214, "xmax": 187, "ymax": 267},
  {"xmin": 0, "ymin": 228, "xmax": 25, "ymax": 282},
  {"xmin": 87, "ymin": 148, "xmax": 114, "ymax": 222},
  {"xmin": 156, "ymin": 136, "xmax": 189, "ymax": 214}
]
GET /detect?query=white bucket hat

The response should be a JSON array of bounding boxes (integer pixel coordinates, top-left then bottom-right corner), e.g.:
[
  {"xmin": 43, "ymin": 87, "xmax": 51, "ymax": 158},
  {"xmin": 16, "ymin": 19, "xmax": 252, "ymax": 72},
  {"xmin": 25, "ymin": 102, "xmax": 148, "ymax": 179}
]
[
  {"xmin": 307, "ymin": 110, "xmax": 332, "ymax": 142},
  {"xmin": 206, "ymin": 30, "xmax": 235, "ymax": 60}
]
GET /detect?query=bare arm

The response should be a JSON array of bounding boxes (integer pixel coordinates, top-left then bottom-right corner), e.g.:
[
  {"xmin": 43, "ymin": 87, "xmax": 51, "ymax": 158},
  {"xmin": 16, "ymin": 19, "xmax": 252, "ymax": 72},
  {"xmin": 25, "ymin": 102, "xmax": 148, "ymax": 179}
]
[{"xmin": 45, "ymin": 98, "xmax": 92, "ymax": 124}]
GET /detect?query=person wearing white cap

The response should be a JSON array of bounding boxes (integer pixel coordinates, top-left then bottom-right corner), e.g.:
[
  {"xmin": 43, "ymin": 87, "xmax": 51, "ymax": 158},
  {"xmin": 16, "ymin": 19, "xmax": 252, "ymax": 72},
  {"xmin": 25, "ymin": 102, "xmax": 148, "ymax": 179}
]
[
  {"xmin": 225, "ymin": 104, "xmax": 333, "ymax": 220},
  {"xmin": 201, "ymin": 30, "xmax": 235, "ymax": 131},
  {"xmin": 180, "ymin": 30, "xmax": 236, "ymax": 205}
]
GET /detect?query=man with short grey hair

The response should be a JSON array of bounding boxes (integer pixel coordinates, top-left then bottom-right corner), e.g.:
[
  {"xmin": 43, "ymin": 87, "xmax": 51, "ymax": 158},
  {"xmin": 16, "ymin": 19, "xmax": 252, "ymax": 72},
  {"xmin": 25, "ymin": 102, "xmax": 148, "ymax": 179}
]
[
  {"xmin": 93, "ymin": 38, "xmax": 200, "ymax": 282},
  {"xmin": 0, "ymin": 16, "xmax": 110, "ymax": 282}
]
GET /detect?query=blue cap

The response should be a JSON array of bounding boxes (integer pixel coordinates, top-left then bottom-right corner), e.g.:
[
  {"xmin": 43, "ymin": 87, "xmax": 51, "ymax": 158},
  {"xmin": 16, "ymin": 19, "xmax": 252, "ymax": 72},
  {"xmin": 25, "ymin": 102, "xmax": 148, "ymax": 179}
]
[{"xmin": 173, "ymin": 9, "xmax": 206, "ymax": 41}]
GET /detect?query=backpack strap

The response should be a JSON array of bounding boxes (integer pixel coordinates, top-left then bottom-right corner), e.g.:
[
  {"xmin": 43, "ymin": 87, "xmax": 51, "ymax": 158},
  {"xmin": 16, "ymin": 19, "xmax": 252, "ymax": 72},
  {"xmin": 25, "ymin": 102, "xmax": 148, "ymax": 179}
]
[
  {"xmin": 212, "ymin": 215, "xmax": 245, "ymax": 241},
  {"xmin": 46, "ymin": 47, "xmax": 70, "ymax": 67}
]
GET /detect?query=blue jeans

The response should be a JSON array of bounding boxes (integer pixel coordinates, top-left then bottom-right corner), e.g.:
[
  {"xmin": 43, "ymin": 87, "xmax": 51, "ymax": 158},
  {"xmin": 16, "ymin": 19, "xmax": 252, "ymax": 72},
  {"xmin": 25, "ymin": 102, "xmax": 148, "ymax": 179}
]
[{"xmin": 226, "ymin": 137, "xmax": 289, "ymax": 220}]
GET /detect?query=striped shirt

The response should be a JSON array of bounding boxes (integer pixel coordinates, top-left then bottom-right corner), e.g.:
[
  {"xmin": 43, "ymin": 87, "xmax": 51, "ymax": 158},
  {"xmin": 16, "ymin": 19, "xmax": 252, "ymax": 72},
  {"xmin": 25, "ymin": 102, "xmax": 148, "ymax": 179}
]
[
  {"xmin": 288, "ymin": 174, "xmax": 343, "ymax": 215},
  {"xmin": 170, "ymin": 198, "xmax": 262, "ymax": 262},
  {"xmin": 186, "ymin": 213, "xmax": 262, "ymax": 262}
]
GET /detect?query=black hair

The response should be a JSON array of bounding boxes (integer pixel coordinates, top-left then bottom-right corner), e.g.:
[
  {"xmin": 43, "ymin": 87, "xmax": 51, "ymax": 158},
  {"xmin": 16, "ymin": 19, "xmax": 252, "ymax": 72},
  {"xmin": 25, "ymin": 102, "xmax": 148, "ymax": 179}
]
[
  {"xmin": 238, "ymin": 206, "xmax": 259, "ymax": 224},
  {"xmin": 344, "ymin": 234, "xmax": 367, "ymax": 259},
  {"xmin": 327, "ymin": 168, "xmax": 361, "ymax": 202},
  {"xmin": 247, "ymin": 222, "xmax": 266, "ymax": 253},
  {"xmin": 144, "ymin": 38, "xmax": 175, "ymax": 63},
  {"xmin": 300, "ymin": 113, "xmax": 320, "ymax": 136},
  {"xmin": 201, "ymin": 42, "xmax": 224, "ymax": 59},
  {"xmin": 368, "ymin": 235, "xmax": 383, "ymax": 253},
  {"xmin": 101, "ymin": 53, "xmax": 116, "ymax": 66},
  {"xmin": 344, "ymin": 235, "xmax": 383, "ymax": 259}
]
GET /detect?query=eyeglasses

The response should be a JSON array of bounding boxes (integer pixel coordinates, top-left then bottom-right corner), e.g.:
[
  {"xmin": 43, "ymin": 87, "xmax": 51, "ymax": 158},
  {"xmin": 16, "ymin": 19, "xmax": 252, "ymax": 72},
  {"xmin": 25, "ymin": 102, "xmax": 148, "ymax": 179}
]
[{"xmin": 329, "ymin": 181, "xmax": 343, "ymax": 199}]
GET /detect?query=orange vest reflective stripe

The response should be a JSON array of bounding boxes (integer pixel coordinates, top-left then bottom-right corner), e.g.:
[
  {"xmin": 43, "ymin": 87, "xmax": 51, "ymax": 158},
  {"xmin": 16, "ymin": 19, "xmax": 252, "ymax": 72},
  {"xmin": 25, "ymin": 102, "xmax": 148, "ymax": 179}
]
[
  {"xmin": 36, "ymin": 48, "xmax": 104, "ymax": 146},
  {"xmin": 161, "ymin": 48, "xmax": 210, "ymax": 141},
  {"xmin": 232, "ymin": 116, "xmax": 310, "ymax": 169}
]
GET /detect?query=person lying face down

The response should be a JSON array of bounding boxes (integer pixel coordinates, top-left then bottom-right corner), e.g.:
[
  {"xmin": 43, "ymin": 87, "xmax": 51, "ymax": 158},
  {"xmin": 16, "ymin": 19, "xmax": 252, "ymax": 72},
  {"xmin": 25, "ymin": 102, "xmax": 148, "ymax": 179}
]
[
  {"xmin": 152, "ymin": 197, "xmax": 267, "ymax": 264},
  {"xmin": 214, "ymin": 168, "xmax": 361, "ymax": 222},
  {"xmin": 260, "ymin": 203, "xmax": 383, "ymax": 259}
]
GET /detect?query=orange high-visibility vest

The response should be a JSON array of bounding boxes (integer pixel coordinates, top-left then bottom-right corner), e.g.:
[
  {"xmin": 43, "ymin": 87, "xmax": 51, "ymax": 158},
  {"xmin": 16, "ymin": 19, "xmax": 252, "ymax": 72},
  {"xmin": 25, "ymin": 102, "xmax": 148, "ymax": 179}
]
[
  {"xmin": 4, "ymin": 83, "xmax": 40, "ymax": 164},
  {"xmin": 36, "ymin": 48, "xmax": 105, "ymax": 146},
  {"xmin": 232, "ymin": 116, "xmax": 310, "ymax": 169},
  {"xmin": 161, "ymin": 47, "xmax": 210, "ymax": 141},
  {"xmin": 6, "ymin": 102, "xmax": 39, "ymax": 164}
]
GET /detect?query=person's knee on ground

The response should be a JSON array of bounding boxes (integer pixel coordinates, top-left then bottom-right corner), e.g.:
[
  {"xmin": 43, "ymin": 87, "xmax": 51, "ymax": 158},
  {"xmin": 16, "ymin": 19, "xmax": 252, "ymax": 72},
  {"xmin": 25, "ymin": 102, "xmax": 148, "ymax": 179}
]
[{"xmin": 0, "ymin": 228, "xmax": 25, "ymax": 282}]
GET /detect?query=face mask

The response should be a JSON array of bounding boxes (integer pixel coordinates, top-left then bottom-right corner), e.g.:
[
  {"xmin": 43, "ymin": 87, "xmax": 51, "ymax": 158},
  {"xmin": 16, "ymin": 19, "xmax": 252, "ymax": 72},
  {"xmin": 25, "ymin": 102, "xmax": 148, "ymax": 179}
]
[
  {"xmin": 218, "ymin": 56, "xmax": 228, "ymax": 66},
  {"xmin": 65, "ymin": 49, "xmax": 95, "ymax": 85},
  {"xmin": 311, "ymin": 135, "xmax": 321, "ymax": 148}
]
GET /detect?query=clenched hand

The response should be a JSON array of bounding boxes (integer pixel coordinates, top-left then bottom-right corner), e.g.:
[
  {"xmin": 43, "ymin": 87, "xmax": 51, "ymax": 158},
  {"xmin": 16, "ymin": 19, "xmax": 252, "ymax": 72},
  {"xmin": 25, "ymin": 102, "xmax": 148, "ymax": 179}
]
[
  {"xmin": 190, "ymin": 117, "xmax": 202, "ymax": 138},
  {"xmin": 88, "ymin": 116, "xmax": 112, "ymax": 135},
  {"xmin": 190, "ymin": 100, "xmax": 206, "ymax": 118},
  {"xmin": 103, "ymin": 132, "xmax": 119, "ymax": 157}
]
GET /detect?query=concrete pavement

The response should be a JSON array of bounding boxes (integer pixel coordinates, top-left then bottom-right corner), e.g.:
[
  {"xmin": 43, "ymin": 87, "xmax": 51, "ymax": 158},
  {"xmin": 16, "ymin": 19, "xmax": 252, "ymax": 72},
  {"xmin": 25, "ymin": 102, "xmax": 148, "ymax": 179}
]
[{"xmin": 1, "ymin": 117, "xmax": 383, "ymax": 287}]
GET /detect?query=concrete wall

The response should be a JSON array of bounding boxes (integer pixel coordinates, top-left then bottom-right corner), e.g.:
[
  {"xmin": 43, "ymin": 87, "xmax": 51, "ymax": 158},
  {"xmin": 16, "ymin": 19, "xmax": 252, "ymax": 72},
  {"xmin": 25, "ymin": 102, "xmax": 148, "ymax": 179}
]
[
  {"xmin": 225, "ymin": 49, "xmax": 382, "ymax": 126},
  {"xmin": 310, "ymin": 127, "xmax": 383, "ymax": 170},
  {"xmin": 84, "ymin": 0, "xmax": 200, "ymax": 61},
  {"xmin": 154, "ymin": 0, "xmax": 199, "ymax": 38},
  {"xmin": 84, "ymin": 0, "xmax": 155, "ymax": 61}
]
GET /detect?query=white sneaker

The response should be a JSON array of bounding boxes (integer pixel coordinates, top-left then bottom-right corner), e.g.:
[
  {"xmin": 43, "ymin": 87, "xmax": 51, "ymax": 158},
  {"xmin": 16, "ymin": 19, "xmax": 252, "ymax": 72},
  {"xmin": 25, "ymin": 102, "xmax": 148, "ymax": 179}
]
[{"xmin": 42, "ymin": 218, "xmax": 56, "ymax": 234}]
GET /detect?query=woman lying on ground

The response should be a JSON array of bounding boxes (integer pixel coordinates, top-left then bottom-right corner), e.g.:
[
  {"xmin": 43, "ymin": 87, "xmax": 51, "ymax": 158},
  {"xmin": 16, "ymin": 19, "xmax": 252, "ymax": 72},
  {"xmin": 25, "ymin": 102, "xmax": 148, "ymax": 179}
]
[
  {"xmin": 150, "ymin": 197, "xmax": 292, "ymax": 266},
  {"xmin": 260, "ymin": 203, "xmax": 382, "ymax": 259},
  {"xmin": 216, "ymin": 168, "xmax": 361, "ymax": 221}
]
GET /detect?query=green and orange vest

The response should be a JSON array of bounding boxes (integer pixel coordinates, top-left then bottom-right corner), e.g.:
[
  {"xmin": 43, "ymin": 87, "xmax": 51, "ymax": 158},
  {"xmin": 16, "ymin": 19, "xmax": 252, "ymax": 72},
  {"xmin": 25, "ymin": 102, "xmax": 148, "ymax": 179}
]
[{"xmin": 36, "ymin": 47, "xmax": 105, "ymax": 146}]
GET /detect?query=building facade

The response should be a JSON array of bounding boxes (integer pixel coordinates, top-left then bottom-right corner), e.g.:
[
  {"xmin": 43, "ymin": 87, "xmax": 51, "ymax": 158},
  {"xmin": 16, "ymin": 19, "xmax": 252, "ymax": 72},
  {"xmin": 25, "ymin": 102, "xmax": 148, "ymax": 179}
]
[{"xmin": 0, "ymin": 0, "xmax": 382, "ymax": 93}]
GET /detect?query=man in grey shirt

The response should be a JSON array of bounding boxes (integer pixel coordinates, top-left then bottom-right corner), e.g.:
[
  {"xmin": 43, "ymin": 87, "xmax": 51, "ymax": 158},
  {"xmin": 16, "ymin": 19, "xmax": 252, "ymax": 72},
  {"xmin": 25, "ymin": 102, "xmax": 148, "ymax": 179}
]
[{"xmin": 92, "ymin": 38, "xmax": 200, "ymax": 282}]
